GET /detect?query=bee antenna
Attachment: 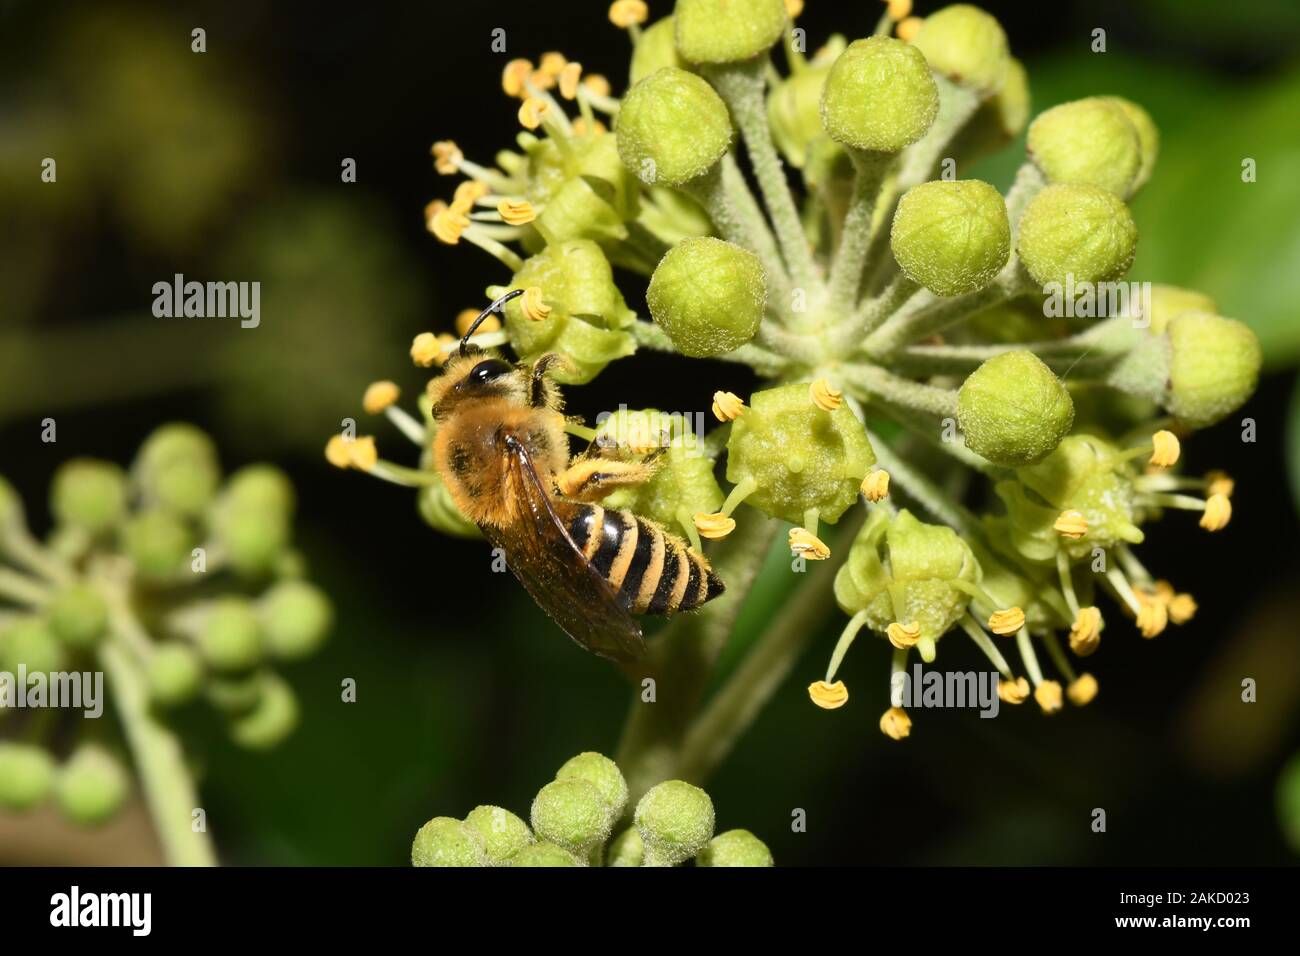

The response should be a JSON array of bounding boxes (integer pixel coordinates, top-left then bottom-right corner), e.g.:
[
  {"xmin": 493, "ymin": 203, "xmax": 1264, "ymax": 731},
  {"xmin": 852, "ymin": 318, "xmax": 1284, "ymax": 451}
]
[{"xmin": 460, "ymin": 289, "xmax": 525, "ymax": 356}]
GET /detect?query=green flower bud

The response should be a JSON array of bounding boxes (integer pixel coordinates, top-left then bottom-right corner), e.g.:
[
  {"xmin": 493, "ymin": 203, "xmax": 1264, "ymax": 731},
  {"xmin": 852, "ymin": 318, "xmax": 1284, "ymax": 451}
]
[
  {"xmin": 259, "ymin": 581, "xmax": 332, "ymax": 660},
  {"xmin": 950, "ymin": 57, "xmax": 1029, "ymax": 160},
  {"xmin": 224, "ymin": 465, "xmax": 296, "ymax": 517},
  {"xmin": 464, "ymin": 805, "xmax": 534, "ymax": 865},
  {"xmin": 1, "ymin": 617, "xmax": 67, "ymax": 675},
  {"xmin": 1026, "ymin": 97, "xmax": 1143, "ymax": 198},
  {"xmin": 50, "ymin": 459, "xmax": 128, "ymax": 534},
  {"xmin": 696, "ymin": 829, "xmax": 774, "ymax": 867},
  {"xmin": 911, "ymin": 4, "xmax": 1010, "ymax": 94},
  {"xmin": 617, "ymin": 68, "xmax": 732, "ymax": 186},
  {"xmin": 146, "ymin": 643, "xmax": 204, "ymax": 707},
  {"xmin": 1101, "ymin": 96, "xmax": 1158, "ymax": 193},
  {"xmin": 606, "ymin": 827, "xmax": 645, "ymax": 867},
  {"xmin": 1144, "ymin": 284, "xmax": 1216, "ymax": 335},
  {"xmin": 820, "ymin": 37, "xmax": 939, "ymax": 153},
  {"xmin": 412, "ymin": 816, "xmax": 487, "ymax": 867},
  {"xmin": 1164, "ymin": 312, "xmax": 1261, "ymax": 429},
  {"xmin": 0, "ymin": 742, "xmax": 55, "ymax": 811},
  {"xmin": 601, "ymin": 428, "xmax": 724, "ymax": 528},
  {"xmin": 0, "ymin": 475, "xmax": 24, "ymax": 536},
  {"xmin": 532, "ymin": 134, "xmax": 641, "ymax": 247},
  {"xmin": 726, "ymin": 382, "xmax": 875, "ymax": 525},
  {"xmin": 530, "ymin": 779, "xmax": 613, "ymax": 856},
  {"xmin": 121, "ymin": 508, "xmax": 193, "ymax": 581},
  {"xmin": 1016, "ymin": 183, "xmax": 1137, "ymax": 287},
  {"xmin": 228, "ymin": 672, "xmax": 299, "ymax": 750},
  {"xmin": 958, "ymin": 350, "xmax": 1074, "ymax": 465},
  {"xmin": 133, "ymin": 423, "xmax": 221, "ymax": 517},
  {"xmin": 55, "ymin": 744, "xmax": 129, "ymax": 825},
  {"xmin": 647, "ymin": 237, "xmax": 766, "ymax": 357},
  {"xmin": 767, "ymin": 42, "xmax": 844, "ymax": 168},
  {"xmin": 555, "ymin": 751, "xmax": 629, "ymax": 821},
  {"xmin": 673, "ymin": 0, "xmax": 787, "ymax": 65},
  {"xmin": 509, "ymin": 842, "xmax": 579, "ymax": 867},
  {"xmin": 213, "ymin": 506, "xmax": 289, "ymax": 578},
  {"xmin": 198, "ymin": 597, "xmax": 263, "ymax": 672},
  {"xmin": 890, "ymin": 179, "xmax": 1009, "ymax": 297},
  {"xmin": 634, "ymin": 779, "xmax": 715, "ymax": 867},
  {"xmin": 416, "ymin": 472, "xmax": 482, "ymax": 539},
  {"xmin": 47, "ymin": 583, "xmax": 109, "ymax": 649},
  {"xmin": 630, "ymin": 16, "xmax": 684, "ymax": 84},
  {"xmin": 206, "ymin": 672, "xmax": 263, "ymax": 713}
]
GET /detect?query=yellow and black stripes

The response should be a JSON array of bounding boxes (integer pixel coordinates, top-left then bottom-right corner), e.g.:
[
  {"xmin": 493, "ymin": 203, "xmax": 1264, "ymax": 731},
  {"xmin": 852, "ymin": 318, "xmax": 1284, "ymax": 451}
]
[{"xmin": 568, "ymin": 505, "xmax": 724, "ymax": 614}]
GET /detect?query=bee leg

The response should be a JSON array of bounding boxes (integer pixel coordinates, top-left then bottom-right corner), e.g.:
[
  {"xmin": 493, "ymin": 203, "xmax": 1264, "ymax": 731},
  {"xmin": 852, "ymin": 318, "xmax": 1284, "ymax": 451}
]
[
  {"xmin": 556, "ymin": 458, "xmax": 657, "ymax": 502},
  {"xmin": 528, "ymin": 353, "xmax": 567, "ymax": 408}
]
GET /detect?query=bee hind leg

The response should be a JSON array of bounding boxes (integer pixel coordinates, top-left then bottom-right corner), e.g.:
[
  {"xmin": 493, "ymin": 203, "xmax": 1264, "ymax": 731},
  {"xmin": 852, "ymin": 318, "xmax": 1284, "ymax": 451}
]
[{"xmin": 555, "ymin": 457, "xmax": 657, "ymax": 502}]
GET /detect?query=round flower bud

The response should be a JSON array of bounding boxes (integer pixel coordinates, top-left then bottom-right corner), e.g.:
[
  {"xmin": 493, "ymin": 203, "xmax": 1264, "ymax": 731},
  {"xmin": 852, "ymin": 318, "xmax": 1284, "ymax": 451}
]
[
  {"xmin": 1164, "ymin": 312, "xmax": 1262, "ymax": 429},
  {"xmin": 555, "ymin": 752, "xmax": 629, "ymax": 822},
  {"xmin": 412, "ymin": 817, "xmax": 487, "ymax": 867},
  {"xmin": 50, "ymin": 459, "xmax": 128, "ymax": 534},
  {"xmin": 673, "ymin": 0, "xmax": 787, "ymax": 65},
  {"xmin": 259, "ymin": 581, "xmax": 332, "ymax": 660},
  {"xmin": 1016, "ymin": 182, "xmax": 1137, "ymax": 287},
  {"xmin": 206, "ymin": 672, "xmax": 262, "ymax": 714},
  {"xmin": 224, "ymin": 465, "xmax": 296, "ymax": 517},
  {"xmin": 0, "ymin": 475, "xmax": 24, "ymax": 535},
  {"xmin": 47, "ymin": 583, "xmax": 109, "ymax": 649},
  {"xmin": 630, "ymin": 16, "xmax": 684, "ymax": 84},
  {"xmin": 1144, "ymin": 284, "xmax": 1216, "ymax": 335},
  {"xmin": 530, "ymin": 779, "xmax": 613, "ymax": 856},
  {"xmin": 133, "ymin": 423, "xmax": 221, "ymax": 517},
  {"xmin": 890, "ymin": 179, "xmax": 1010, "ymax": 296},
  {"xmin": 617, "ymin": 68, "xmax": 732, "ymax": 186},
  {"xmin": 1, "ymin": 617, "xmax": 67, "ymax": 675},
  {"xmin": 147, "ymin": 643, "xmax": 204, "ymax": 707},
  {"xmin": 726, "ymin": 382, "xmax": 875, "ymax": 525},
  {"xmin": 910, "ymin": 4, "xmax": 1010, "ymax": 94},
  {"xmin": 958, "ymin": 350, "xmax": 1074, "ymax": 466},
  {"xmin": 213, "ymin": 506, "xmax": 290, "ymax": 578},
  {"xmin": 55, "ymin": 744, "xmax": 129, "ymax": 825},
  {"xmin": 0, "ymin": 742, "xmax": 55, "ymax": 811},
  {"xmin": 634, "ymin": 779, "xmax": 715, "ymax": 867},
  {"xmin": 696, "ymin": 829, "xmax": 774, "ymax": 867},
  {"xmin": 509, "ymin": 842, "xmax": 579, "ymax": 867},
  {"xmin": 198, "ymin": 597, "xmax": 263, "ymax": 672},
  {"xmin": 229, "ymin": 673, "xmax": 299, "ymax": 750},
  {"xmin": 121, "ymin": 509, "xmax": 193, "ymax": 581},
  {"xmin": 1026, "ymin": 97, "xmax": 1143, "ymax": 198},
  {"xmin": 464, "ymin": 805, "xmax": 534, "ymax": 865},
  {"xmin": 647, "ymin": 237, "xmax": 765, "ymax": 357},
  {"xmin": 1101, "ymin": 96, "xmax": 1158, "ymax": 192},
  {"xmin": 820, "ymin": 37, "xmax": 939, "ymax": 153},
  {"xmin": 606, "ymin": 827, "xmax": 645, "ymax": 867}
]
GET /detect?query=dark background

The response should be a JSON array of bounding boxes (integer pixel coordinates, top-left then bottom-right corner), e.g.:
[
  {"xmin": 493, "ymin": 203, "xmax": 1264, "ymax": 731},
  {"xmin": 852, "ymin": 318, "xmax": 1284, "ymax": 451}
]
[{"xmin": 1, "ymin": 0, "xmax": 1299, "ymax": 865}]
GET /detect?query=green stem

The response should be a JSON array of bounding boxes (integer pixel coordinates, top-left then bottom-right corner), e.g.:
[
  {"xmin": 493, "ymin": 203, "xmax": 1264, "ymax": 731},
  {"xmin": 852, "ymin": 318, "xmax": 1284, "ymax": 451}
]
[
  {"xmin": 832, "ymin": 274, "xmax": 921, "ymax": 351},
  {"xmin": 826, "ymin": 149, "xmax": 891, "ymax": 311},
  {"xmin": 720, "ymin": 155, "xmax": 793, "ymax": 308},
  {"xmin": 0, "ymin": 568, "xmax": 50, "ymax": 607},
  {"xmin": 865, "ymin": 429, "xmax": 983, "ymax": 538},
  {"xmin": 839, "ymin": 362, "xmax": 958, "ymax": 419},
  {"xmin": 628, "ymin": 319, "xmax": 792, "ymax": 375},
  {"xmin": 685, "ymin": 163, "xmax": 791, "ymax": 309}
]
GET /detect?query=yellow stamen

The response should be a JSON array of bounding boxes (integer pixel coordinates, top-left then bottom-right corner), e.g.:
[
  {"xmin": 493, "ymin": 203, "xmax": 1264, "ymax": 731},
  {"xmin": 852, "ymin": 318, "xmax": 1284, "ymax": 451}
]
[
  {"xmin": 558, "ymin": 62, "xmax": 583, "ymax": 100},
  {"xmin": 1068, "ymin": 606, "xmax": 1102, "ymax": 657},
  {"xmin": 809, "ymin": 378, "xmax": 843, "ymax": 412},
  {"xmin": 784, "ymin": 0, "xmax": 804, "ymax": 17},
  {"xmin": 694, "ymin": 511, "xmax": 736, "ymax": 540},
  {"xmin": 1135, "ymin": 592, "xmax": 1168, "ymax": 639},
  {"xmin": 789, "ymin": 527, "xmax": 830, "ymax": 560},
  {"xmin": 1054, "ymin": 509, "xmax": 1088, "ymax": 539},
  {"xmin": 538, "ymin": 51, "xmax": 568, "ymax": 80},
  {"xmin": 1200, "ymin": 493, "xmax": 1232, "ymax": 531},
  {"xmin": 430, "ymin": 206, "xmax": 470, "ymax": 245},
  {"xmin": 502, "ymin": 59, "xmax": 534, "ymax": 99},
  {"xmin": 896, "ymin": 15, "xmax": 923, "ymax": 41},
  {"xmin": 998, "ymin": 677, "xmax": 1030, "ymax": 705},
  {"xmin": 808, "ymin": 680, "xmax": 848, "ymax": 710},
  {"xmin": 325, "ymin": 435, "xmax": 352, "ymax": 469},
  {"xmin": 861, "ymin": 469, "xmax": 891, "ymax": 503},
  {"xmin": 518, "ymin": 97, "xmax": 550, "ymax": 131},
  {"xmin": 885, "ymin": 0, "xmax": 913, "ymax": 20},
  {"xmin": 1034, "ymin": 680, "xmax": 1064, "ymax": 714},
  {"xmin": 711, "ymin": 390, "xmax": 746, "ymax": 422},
  {"xmin": 521, "ymin": 287, "xmax": 551, "ymax": 322},
  {"xmin": 625, "ymin": 420, "xmax": 659, "ymax": 455},
  {"xmin": 571, "ymin": 117, "xmax": 608, "ymax": 137},
  {"xmin": 456, "ymin": 308, "xmax": 500, "ymax": 337},
  {"xmin": 497, "ymin": 198, "xmax": 537, "ymax": 226},
  {"xmin": 987, "ymin": 607, "xmax": 1025, "ymax": 636},
  {"xmin": 430, "ymin": 140, "xmax": 462, "ymax": 175},
  {"xmin": 879, "ymin": 706, "xmax": 912, "ymax": 740},
  {"xmin": 411, "ymin": 332, "xmax": 457, "ymax": 368},
  {"xmin": 452, "ymin": 179, "xmax": 489, "ymax": 213},
  {"xmin": 886, "ymin": 621, "xmax": 921, "ymax": 650},
  {"xmin": 362, "ymin": 381, "xmax": 400, "ymax": 415},
  {"xmin": 608, "ymin": 0, "xmax": 648, "ymax": 28},
  {"xmin": 1206, "ymin": 470, "xmax": 1234, "ymax": 498},
  {"xmin": 1152, "ymin": 579, "xmax": 1175, "ymax": 604},
  {"xmin": 1149, "ymin": 429, "xmax": 1181, "ymax": 468},
  {"xmin": 1169, "ymin": 592, "xmax": 1198, "ymax": 625},
  {"xmin": 582, "ymin": 74, "xmax": 612, "ymax": 98},
  {"xmin": 1067, "ymin": 673, "xmax": 1098, "ymax": 707},
  {"xmin": 326, "ymin": 435, "xmax": 378, "ymax": 472}
]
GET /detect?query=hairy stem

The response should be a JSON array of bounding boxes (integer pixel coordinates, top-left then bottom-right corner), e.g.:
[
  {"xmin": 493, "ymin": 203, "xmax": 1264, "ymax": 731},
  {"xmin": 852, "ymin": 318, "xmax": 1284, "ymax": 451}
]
[
  {"xmin": 861, "ymin": 266, "xmax": 1030, "ymax": 358},
  {"xmin": 685, "ymin": 163, "xmax": 790, "ymax": 310},
  {"xmin": 826, "ymin": 150, "xmax": 891, "ymax": 311}
]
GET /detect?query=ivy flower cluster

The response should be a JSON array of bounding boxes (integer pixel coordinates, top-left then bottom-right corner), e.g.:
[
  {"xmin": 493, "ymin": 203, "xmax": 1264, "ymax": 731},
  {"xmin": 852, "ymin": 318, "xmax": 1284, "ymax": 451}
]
[{"xmin": 330, "ymin": 0, "xmax": 1260, "ymax": 744}]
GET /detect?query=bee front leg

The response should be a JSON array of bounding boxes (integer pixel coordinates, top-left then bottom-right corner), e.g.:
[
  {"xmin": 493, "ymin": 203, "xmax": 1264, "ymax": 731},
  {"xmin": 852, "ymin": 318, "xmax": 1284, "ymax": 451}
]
[{"xmin": 555, "ymin": 457, "xmax": 658, "ymax": 502}]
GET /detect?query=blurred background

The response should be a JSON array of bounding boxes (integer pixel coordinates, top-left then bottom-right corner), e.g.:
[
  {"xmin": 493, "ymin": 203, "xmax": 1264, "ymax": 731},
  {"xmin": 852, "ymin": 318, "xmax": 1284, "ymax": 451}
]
[{"xmin": 1, "ymin": 0, "xmax": 1298, "ymax": 865}]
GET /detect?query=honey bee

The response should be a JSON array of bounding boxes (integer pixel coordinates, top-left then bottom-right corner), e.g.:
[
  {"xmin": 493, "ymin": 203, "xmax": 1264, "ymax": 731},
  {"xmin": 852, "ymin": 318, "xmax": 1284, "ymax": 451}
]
[{"xmin": 427, "ymin": 290, "xmax": 725, "ymax": 662}]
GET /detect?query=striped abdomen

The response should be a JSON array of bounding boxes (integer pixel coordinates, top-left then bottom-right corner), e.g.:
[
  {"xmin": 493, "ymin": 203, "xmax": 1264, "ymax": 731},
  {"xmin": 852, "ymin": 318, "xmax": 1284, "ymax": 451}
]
[{"xmin": 567, "ymin": 505, "xmax": 724, "ymax": 615}]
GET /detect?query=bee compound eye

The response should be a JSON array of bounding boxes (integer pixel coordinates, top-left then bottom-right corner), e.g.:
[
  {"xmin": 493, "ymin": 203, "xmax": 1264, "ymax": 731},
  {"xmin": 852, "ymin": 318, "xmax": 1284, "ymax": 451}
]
[{"xmin": 468, "ymin": 359, "xmax": 513, "ymax": 385}]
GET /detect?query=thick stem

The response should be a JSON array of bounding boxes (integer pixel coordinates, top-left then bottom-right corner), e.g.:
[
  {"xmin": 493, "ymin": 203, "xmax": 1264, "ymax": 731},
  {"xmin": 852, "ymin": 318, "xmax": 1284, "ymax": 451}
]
[
  {"xmin": 628, "ymin": 319, "xmax": 792, "ymax": 375},
  {"xmin": 839, "ymin": 362, "xmax": 959, "ymax": 419},
  {"xmin": 826, "ymin": 150, "xmax": 891, "ymax": 311}
]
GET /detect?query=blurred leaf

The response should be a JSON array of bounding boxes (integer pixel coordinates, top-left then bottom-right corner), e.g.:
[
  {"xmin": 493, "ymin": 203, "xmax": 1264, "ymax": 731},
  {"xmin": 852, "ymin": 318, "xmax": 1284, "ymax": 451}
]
[
  {"xmin": 1279, "ymin": 752, "xmax": 1300, "ymax": 854},
  {"xmin": 1289, "ymin": 373, "xmax": 1300, "ymax": 515}
]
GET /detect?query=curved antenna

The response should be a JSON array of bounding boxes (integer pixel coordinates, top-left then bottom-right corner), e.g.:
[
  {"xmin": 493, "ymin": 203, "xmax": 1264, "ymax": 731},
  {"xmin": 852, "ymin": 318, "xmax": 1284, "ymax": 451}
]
[{"xmin": 460, "ymin": 288, "xmax": 525, "ymax": 356}]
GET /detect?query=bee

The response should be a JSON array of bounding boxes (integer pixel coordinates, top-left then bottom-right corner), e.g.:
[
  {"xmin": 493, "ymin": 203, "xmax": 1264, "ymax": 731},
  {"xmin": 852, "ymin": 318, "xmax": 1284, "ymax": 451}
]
[{"xmin": 427, "ymin": 290, "xmax": 725, "ymax": 662}]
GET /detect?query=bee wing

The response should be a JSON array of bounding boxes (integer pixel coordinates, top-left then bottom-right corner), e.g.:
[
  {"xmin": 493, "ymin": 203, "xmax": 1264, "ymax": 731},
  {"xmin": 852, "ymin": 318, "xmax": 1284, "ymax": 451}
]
[{"xmin": 485, "ymin": 431, "xmax": 645, "ymax": 663}]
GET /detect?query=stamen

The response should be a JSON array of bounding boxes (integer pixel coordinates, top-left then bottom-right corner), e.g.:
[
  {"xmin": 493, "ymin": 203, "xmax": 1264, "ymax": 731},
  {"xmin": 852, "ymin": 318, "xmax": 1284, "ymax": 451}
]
[
  {"xmin": 1206, "ymin": 471, "xmax": 1235, "ymax": 498},
  {"xmin": 789, "ymin": 527, "xmax": 830, "ymax": 560},
  {"xmin": 521, "ymin": 287, "xmax": 551, "ymax": 322},
  {"xmin": 711, "ymin": 390, "xmax": 746, "ymax": 422},
  {"xmin": 1054, "ymin": 510, "xmax": 1088, "ymax": 539},
  {"xmin": 1134, "ymin": 588, "xmax": 1168, "ymax": 639},
  {"xmin": 582, "ymin": 74, "xmax": 612, "ymax": 99},
  {"xmin": 1034, "ymin": 680, "xmax": 1064, "ymax": 714},
  {"xmin": 431, "ymin": 140, "xmax": 463, "ymax": 175},
  {"xmin": 886, "ymin": 621, "xmax": 921, "ymax": 650},
  {"xmin": 1148, "ymin": 429, "xmax": 1181, "ymax": 468},
  {"xmin": 456, "ymin": 308, "xmax": 501, "ymax": 337},
  {"xmin": 824, "ymin": 610, "xmax": 871, "ymax": 683},
  {"xmin": 987, "ymin": 607, "xmax": 1026, "ymax": 636},
  {"xmin": 559, "ymin": 62, "xmax": 583, "ymax": 101},
  {"xmin": 1169, "ymin": 592, "xmax": 1198, "ymax": 625},
  {"xmin": 325, "ymin": 435, "xmax": 377, "ymax": 472},
  {"xmin": 1200, "ymin": 493, "xmax": 1232, "ymax": 531},
  {"xmin": 1069, "ymin": 606, "xmax": 1102, "ymax": 656},
  {"xmin": 502, "ymin": 59, "xmax": 534, "ymax": 99},
  {"xmin": 808, "ymin": 680, "xmax": 849, "ymax": 710},
  {"xmin": 810, "ymin": 378, "xmax": 844, "ymax": 412},
  {"xmin": 694, "ymin": 512, "xmax": 736, "ymax": 540},
  {"xmin": 497, "ymin": 198, "xmax": 537, "ymax": 226},
  {"xmin": 452, "ymin": 180, "xmax": 490, "ymax": 212},
  {"xmin": 411, "ymin": 332, "xmax": 457, "ymax": 368},
  {"xmin": 362, "ymin": 381, "xmax": 401, "ymax": 415},
  {"xmin": 1067, "ymin": 674, "xmax": 1099, "ymax": 706},
  {"xmin": 517, "ymin": 97, "xmax": 550, "ymax": 131},
  {"xmin": 861, "ymin": 469, "xmax": 891, "ymax": 502},
  {"xmin": 608, "ymin": 0, "xmax": 648, "ymax": 29},
  {"xmin": 896, "ymin": 15, "xmax": 923, "ymax": 41},
  {"xmin": 999, "ymin": 677, "xmax": 1030, "ymax": 704},
  {"xmin": 959, "ymin": 614, "xmax": 1014, "ymax": 678},
  {"xmin": 879, "ymin": 706, "xmax": 912, "ymax": 740},
  {"xmin": 428, "ymin": 204, "xmax": 470, "ymax": 245},
  {"xmin": 1056, "ymin": 550, "xmax": 1080, "ymax": 616}
]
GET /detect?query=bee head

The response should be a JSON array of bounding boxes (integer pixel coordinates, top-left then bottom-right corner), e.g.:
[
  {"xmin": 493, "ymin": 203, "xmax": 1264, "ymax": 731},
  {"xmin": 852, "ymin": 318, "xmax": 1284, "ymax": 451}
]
[{"xmin": 428, "ymin": 351, "xmax": 531, "ymax": 419}]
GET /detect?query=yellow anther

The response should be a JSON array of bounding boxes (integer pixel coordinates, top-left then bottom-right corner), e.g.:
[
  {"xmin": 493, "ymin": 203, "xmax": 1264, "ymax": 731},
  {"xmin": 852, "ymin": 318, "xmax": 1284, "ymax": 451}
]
[
  {"xmin": 1067, "ymin": 673, "xmax": 1098, "ymax": 707},
  {"xmin": 608, "ymin": 0, "xmax": 648, "ymax": 28},
  {"xmin": 1053, "ymin": 509, "xmax": 1088, "ymax": 539},
  {"xmin": 571, "ymin": 117, "xmax": 608, "ymax": 136},
  {"xmin": 430, "ymin": 205, "xmax": 470, "ymax": 245},
  {"xmin": 625, "ymin": 420, "xmax": 660, "ymax": 455},
  {"xmin": 886, "ymin": 621, "xmax": 921, "ymax": 650},
  {"xmin": 784, "ymin": 0, "xmax": 804, "ymax": 17},
  {"xmin": 1205, "ymin": 470, "xmax": 1234, "ymax": 498},
  {"xmin": 1135, "ymin": 595, "xmax": 1168, "ymax": 639},
  {"xmin": 861, "ymin": 469, "xmax": 891, "ymax": 503},
  {"xmin": 521, "ymin": 287, "xmax": 552, "ymax": 322},
  {"xmin": 789, "ymin": 527, "xmax": 831, "ymax": 560},
  {"xmin": 452, "ymin": 179, "xmax": 489, "ymax": 213},
  {"xmin": 987, "ymin": 607, "xmax": 1025, "ymax": 636},
  {"xmin": 582, "ymin": 74, "xmax": 612, "ymax": 98},
  {"xmin": 1149, "ymin": 429, "xmax": 1181, "ymax": 468},
  {"xmin": 711, "ymin": 390, "xmax": 746, "ymax": 422},
  {"xmin": 1068, "ymin": 606, "xmax": 1102, "ymax": 657},
  {"xmin": 896, "ymin": 15, "xmax": 923, "ymax": 41},
  {"xmin": 1169, "ymin": 592, "xmax": 1198, "ymax": 625},
  {"xmin": 411, "ymin": 332, "xmax": 456, "ymax": 368},
  {"xmin": 501, "ymin": 59, "xmax": 534, "ymax": 99},
  {"xmin": 808, "ymin": 680, "xmax": 848, "ymax": 710},
  {"xmin": 518, "ymin": 97, "xmax": 550, "ymax": 131},
  {"xmin": 886, "ymin": 0, "xmax": 913, "ymax": 21},
  {"xmin": 998, "ymin": 677, "xmax": 1030, "ymax": 705},
  {"xmin": 559, "ymin": 62, "xmax": 583, "ymax": 100},
  {"xmin": 324, "ymin": 435, "xmax": 351, "ymax": 469},
  {"xmin": 430, "ymin": 140, "xmax": 462, "ymax": 175},
  {"xmin": 1200, "ymin": 493, "xmax": 1232, "ymax": 531},
  {"xmin": 1152, "ymin": 579, "xmax": 1175, "ymax": 604},
  {"xmin": 879, "ymin": 706, "xmax": 912, "ymax": 740},
  {"xmin": 809, "ymin": 378, "xmax": 843, "ymax": 412},
  {"xmin": 1034, "ymin": 680, "xmax": 1064, "ymax": 714},
  {"xmin": 362, "ymin": 381, "xmax": 400, "ymax": 415},
  {"xmin": 694, "ymin": 511, "xmax": 736, "ymax": 540},
  {"xmin": 456, "ymin": 308, "xmax": 500, "ymax": 337},
  {"xmin": 538, "ymin": 51, "xmax": 568, "ymax": 79},
  {"xmin": 497, "ymin": 198, "xmax": 537, "ymax": 226},
  {"xmin": 326, "ymin": 435, "xmax": 377, "ymax": 472}
]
